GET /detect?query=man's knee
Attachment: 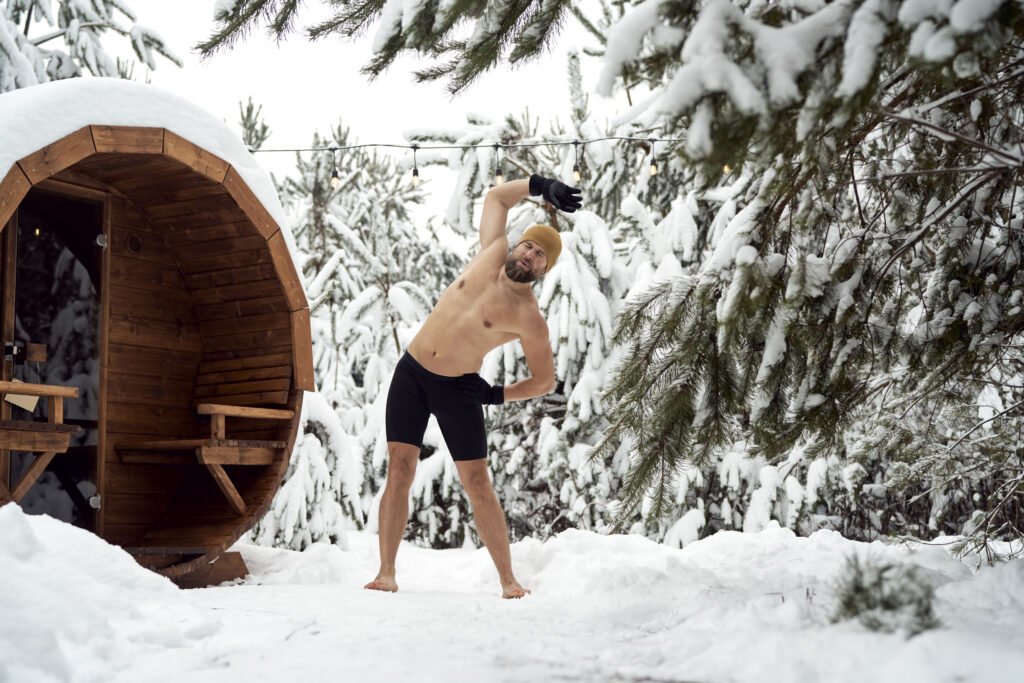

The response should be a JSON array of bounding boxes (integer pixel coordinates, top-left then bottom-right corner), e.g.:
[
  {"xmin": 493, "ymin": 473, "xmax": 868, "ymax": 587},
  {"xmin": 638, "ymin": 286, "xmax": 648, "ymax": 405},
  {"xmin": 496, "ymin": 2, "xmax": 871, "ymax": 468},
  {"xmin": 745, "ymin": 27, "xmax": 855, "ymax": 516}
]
[
  {"xmin": 457, "ymin": 460, "xmax": 493, "ymax": 498},
  {"xmin": 386, "ymin": 442, "xmax": 419, "ymax": 488}
]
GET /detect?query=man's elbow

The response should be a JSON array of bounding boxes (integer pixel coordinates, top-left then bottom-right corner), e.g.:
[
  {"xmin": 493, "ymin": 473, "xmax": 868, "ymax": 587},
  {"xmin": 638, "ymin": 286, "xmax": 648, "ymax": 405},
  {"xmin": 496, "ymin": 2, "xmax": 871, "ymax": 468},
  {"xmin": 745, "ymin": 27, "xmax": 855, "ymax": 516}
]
[{"xmin": 540, "ymin": 378, "xmax": 557, "ymax": 395}]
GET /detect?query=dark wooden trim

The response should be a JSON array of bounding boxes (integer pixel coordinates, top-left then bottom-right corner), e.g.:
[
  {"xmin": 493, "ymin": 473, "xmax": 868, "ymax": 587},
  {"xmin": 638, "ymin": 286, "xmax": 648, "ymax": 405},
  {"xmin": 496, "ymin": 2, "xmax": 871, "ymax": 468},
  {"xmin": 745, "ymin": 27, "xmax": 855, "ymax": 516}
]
[
  {"xmin": 221, "ymin": 167, "xmax": 278, "ymax": 240},
  {"xmin": 267, "ymin": 230, "xmax": 307, "ymax": 312},
  {"xmin": 291, "ymin": 308, "xmax": 315, "ymax": 391},
  {"xmin": 1, "ymin": 210, "xmax": 17, "ymax": 491},
  {"xmin": 97, "ymin": 193, "xmax": 112, "ymax": 537},
  {"xmin": 91, "ymin": 126, "xmax": 164, "ymax": 155},
  {"xmin": 17, "ymin": 127, "xmax": 97, "ymax": 184},
  {"xmin": 162, "ymin": 130, "xmax": 229, "ymax": 183},
  {"xmin": 0, "ymin": 164, "xmax": 31, "ymax": 229}
]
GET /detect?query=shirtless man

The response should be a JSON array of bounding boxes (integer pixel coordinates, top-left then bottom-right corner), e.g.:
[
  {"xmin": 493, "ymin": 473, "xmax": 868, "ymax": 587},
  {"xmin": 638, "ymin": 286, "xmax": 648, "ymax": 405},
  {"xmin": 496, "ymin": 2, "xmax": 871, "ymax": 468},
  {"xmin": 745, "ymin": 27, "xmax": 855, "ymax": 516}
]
[{"xmin": 364, "ymin": 173, "xmax": 582, "ymax": 599}]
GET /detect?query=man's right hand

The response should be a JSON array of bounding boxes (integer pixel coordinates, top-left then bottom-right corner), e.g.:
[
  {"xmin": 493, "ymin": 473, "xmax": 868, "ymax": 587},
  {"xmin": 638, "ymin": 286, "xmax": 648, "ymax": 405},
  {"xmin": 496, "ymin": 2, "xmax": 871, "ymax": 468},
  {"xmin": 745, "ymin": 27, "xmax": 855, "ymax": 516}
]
[{"xmin": 529, "ymin": 174, "xmax": 582, "ymax": 213}]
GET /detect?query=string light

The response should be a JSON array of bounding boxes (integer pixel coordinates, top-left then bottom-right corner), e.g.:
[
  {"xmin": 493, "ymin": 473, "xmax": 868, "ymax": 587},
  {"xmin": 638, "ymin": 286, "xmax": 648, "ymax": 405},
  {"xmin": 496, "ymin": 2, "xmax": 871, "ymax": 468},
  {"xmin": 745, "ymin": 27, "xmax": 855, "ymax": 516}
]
[
  {"xmin": 250, "ymin": 135, "xmax": 691, "ymax": 188},
  {"xmin": 494, "ymin": 143, "xmax": 504, "ymax": 185},
  {"xmin": 411, "ymin": 143, "xmax": 420, "ymax": 188},
  {"xmin": 329, "ymin": 147, "xmax": 341, "ymax": 189},
  {"xmin": 723, "ymin": 164, "xmax": 732, "ymax": 174},
  {"xmin": 573, "ymin": 140, "xmax": 582, "ymax": 183},
  {"xmin": 34, "ymin": 227, "xmax": 40, "ymax": 237}
]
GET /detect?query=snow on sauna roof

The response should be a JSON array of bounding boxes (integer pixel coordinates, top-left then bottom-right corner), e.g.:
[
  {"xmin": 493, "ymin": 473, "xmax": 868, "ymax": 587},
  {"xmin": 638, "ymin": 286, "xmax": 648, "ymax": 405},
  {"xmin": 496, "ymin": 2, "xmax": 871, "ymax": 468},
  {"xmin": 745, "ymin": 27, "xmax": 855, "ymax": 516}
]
[{"xmin": 0, "ymin": 78, "xmax": 287, "ymax": 231}]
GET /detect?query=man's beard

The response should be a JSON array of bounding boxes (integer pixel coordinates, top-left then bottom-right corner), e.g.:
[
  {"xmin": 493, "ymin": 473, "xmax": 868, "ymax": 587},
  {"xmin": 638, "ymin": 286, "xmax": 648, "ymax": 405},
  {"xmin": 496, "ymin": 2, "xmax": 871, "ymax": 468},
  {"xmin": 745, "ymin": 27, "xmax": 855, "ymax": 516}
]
[{"xmin": 504, "ymin": 257, "xmax": 538, "ymax": 283}]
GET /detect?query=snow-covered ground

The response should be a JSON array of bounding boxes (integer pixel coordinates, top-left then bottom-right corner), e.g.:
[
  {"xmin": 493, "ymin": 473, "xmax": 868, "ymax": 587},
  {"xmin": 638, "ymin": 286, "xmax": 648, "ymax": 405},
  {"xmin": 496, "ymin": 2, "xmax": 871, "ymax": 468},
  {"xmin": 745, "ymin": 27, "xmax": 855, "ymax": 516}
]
[{"xmin": 2, "ymin": 503, "xmax": 1022, "ymax": 683}]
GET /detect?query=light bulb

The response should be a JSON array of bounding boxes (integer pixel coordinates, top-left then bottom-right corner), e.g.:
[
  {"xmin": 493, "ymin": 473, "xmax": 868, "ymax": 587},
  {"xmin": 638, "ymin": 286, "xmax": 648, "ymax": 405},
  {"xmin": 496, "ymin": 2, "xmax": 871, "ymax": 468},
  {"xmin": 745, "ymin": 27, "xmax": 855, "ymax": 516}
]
[
  {"xmin": 412, "ymin": 167, "xmax": 420, "ymax": 187},
  {"xmin": 34, "ymin": 227, "xmax": 40, "ymax": 237},
  {"xmin": 330, "ymin": 168, "xmax": 341, "ymax": 189},
  {"xmin": 573, "ymin": 163, "xmax": 581, "ymax": 183},
  {"xmin": 649, "ymin": 159, "xmax": 659, "ymax": 176},
  {"xmin": 723, "ymin": 164, "xmax": 732, "ymax": 174},
  {"xmin": 495, "ymin": 168, "xmax": 504, "ymax": 185}
]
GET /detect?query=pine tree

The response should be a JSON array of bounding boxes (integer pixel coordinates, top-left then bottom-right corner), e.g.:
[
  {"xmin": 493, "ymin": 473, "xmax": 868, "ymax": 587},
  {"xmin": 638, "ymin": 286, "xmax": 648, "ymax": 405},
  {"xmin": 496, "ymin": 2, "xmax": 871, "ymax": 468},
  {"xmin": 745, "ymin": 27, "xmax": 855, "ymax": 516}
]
[
  {"xmin": 0, "ymin": 0, "xmax": 181, "ymax": 92},
  {"xmin": 198, "ymin": 0, "xmax": 580, "ymax": 94},
  {"xmin": 586, "ymin": 0, "xmax": 1024, "ymax": 543}
]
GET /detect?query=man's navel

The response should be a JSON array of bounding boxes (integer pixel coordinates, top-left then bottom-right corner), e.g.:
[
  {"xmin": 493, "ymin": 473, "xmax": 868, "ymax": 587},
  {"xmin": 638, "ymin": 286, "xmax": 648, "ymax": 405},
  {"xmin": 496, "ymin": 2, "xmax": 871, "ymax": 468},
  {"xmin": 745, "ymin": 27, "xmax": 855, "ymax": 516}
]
[
  {"xmin": 458, "ymin": 280, "xmax": 465, "ymax": 289},
  {"xmin": 483, "ymin": 320, "xmax": 492, "ymax": 328}
]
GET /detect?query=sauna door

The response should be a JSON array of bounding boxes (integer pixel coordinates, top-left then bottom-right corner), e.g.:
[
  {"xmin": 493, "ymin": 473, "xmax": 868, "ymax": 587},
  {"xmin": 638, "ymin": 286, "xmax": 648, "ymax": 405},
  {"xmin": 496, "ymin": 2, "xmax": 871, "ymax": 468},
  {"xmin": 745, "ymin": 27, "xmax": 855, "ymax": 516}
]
[{"xmin": 1, "ymin": 187, "xmax": 106, "ymax": 530}]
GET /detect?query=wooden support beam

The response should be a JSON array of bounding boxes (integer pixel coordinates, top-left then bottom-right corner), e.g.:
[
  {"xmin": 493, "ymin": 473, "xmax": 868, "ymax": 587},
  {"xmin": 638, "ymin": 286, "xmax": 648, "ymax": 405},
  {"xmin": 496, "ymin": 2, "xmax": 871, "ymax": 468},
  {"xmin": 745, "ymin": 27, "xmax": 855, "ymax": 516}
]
[
  {"xmin": 205, "ymin": 464, "xmax": 246, "ymax": 515},
  {"xmin": 163, "ymin": 130, "xmax": 229, "ymax": 183},
  {"xmin": 291, "ymin": 308, "xmax": 315, "ymax": 391},
  {"xmin": 0, "ymin": 429, "xmax": 70, "ymax": 453},
  {"xmin": 11, "ymin": 451, "xmax": 58, "ymax": 501},
  {"xmin": 0, "ymin": 164, "xmax": 31, "ymax": 228},
  {"xmin": 266, "ymin": 230, "xmax": 307, "ymax": 312},
  {"xmin": 90, "ymin": 126, "xmax": 164, "ymax": 154},
  {"xmin": 198, "ymin": 446, "xmax": 276, "ymax": 466},
  {"xmin": 221, "ymin": 167, "xmax": 278, "ymax": 239},
  {"xmin": 17, "ymin": 127, "xmax": 97, "ymax": 184},
  {"xmin": 211, "ymin": 413, "xmax": 226, "ymax": 439},
  {"xmin": 196, "ymin": 403, "xmax": 294, "ymax": 420}
]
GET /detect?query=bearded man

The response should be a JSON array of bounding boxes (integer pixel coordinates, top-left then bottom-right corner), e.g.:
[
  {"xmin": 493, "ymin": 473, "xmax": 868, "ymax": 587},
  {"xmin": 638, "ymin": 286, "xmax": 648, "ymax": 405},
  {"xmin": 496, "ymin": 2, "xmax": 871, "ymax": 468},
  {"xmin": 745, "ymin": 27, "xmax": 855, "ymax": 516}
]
[{"xmin": 364, "ymin": 173, "xmax": 582, "ymax": 598}]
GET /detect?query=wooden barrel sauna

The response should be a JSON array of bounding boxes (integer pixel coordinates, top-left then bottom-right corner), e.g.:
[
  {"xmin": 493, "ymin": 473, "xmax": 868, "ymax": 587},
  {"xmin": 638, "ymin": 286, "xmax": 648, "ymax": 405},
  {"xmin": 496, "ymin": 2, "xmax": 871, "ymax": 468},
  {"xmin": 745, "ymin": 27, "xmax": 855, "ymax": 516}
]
[{"xmin": 0, "ymin": 116, "xmax": 314, "ymax": 586}]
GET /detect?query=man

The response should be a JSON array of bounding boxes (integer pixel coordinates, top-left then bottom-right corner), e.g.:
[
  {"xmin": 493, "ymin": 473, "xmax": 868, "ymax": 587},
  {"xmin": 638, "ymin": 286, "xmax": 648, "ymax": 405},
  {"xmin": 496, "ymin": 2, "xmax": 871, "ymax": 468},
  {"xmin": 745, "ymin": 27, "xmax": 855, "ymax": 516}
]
[{"xmin": 364, "ymin": 173, "xmax": 583, "ymax": 599}]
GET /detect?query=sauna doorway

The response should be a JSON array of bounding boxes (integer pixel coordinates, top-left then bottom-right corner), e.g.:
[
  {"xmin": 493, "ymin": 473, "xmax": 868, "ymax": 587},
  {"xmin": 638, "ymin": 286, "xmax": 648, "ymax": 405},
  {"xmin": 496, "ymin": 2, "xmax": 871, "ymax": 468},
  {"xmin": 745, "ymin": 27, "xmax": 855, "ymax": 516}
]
[{"xmin": 1, "ymin": 187, "xmax": 106, "ymax": 531}]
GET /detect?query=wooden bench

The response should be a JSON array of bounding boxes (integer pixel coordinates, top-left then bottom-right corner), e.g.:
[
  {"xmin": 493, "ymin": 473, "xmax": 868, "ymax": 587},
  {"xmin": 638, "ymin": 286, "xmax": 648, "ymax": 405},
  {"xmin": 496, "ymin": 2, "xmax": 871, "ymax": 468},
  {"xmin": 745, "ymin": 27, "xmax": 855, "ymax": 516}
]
[
  {"xmin": 116, "ymin": 403, "xmax": 294, "ymax": 515},
  {"xmin": 0, "ymin": 381, "xmax": 82, "ymax": 503}
]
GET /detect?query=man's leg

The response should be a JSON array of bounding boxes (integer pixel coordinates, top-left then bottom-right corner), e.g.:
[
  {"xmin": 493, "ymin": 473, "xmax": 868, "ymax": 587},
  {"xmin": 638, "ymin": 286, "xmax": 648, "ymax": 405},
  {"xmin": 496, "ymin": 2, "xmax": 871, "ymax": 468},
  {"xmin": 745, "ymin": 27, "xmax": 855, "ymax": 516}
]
[
  {"xmin": 365, "ymin": 441, "xmax": 420, "ymax": 592},
  {"xmin": 455, "ymin": 458, "xmax": 530, "ymax": 599}
]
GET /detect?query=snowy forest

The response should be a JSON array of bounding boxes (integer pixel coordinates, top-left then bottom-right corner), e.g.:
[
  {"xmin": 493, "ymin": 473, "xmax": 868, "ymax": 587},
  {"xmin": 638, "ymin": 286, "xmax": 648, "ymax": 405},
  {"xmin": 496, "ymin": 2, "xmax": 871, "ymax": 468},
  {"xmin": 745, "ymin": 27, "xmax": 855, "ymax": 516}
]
[{"xmin": 4, "ymin": 0, "xmax": 1023, "ymax": 557}]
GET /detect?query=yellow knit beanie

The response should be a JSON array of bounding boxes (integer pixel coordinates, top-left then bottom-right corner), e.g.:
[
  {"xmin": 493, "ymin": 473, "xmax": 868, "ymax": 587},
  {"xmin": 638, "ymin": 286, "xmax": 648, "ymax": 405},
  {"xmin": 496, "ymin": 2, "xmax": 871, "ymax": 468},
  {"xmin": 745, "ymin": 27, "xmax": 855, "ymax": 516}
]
[{"xmin": 516, "ymin": 224, "xmax": 562, "ymax": 273}]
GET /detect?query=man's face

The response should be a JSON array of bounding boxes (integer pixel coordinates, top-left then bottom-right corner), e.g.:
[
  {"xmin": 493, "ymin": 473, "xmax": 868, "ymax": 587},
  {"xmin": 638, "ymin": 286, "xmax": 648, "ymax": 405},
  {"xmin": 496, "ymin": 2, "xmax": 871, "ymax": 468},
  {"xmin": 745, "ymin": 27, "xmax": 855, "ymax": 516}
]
[{"xmin": 505, "ymin": 240, "xmax": 547, "ymax": 283}]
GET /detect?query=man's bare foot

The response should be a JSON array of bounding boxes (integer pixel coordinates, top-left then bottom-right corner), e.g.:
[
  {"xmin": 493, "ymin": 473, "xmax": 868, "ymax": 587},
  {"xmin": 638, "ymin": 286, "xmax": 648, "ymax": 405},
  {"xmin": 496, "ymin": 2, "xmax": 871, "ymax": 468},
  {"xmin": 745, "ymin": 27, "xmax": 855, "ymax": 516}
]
[
  {"xmin": 502, "ymin": 580, "xmax": 531, "ymax": 599},
  {"xmin": 364, "ymin": 576, "xmax": 398, "ymax": 592}
]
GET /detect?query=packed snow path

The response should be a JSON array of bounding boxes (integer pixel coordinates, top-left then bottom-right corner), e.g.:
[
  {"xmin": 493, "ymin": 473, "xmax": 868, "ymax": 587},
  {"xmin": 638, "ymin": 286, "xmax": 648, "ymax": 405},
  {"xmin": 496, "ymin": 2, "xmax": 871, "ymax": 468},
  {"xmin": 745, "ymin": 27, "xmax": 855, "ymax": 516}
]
[{"xmin": 2, "ymin": 505, "xmax": 1023, "ymax": 683}]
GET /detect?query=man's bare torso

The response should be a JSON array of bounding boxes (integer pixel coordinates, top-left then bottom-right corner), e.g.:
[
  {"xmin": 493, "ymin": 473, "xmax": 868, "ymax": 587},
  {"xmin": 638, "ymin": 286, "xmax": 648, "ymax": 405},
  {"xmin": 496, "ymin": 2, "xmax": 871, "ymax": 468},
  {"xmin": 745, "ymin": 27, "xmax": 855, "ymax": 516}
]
[{"xmin": 408, "ymin": 242, "xmax": 537, "ymax": 376}]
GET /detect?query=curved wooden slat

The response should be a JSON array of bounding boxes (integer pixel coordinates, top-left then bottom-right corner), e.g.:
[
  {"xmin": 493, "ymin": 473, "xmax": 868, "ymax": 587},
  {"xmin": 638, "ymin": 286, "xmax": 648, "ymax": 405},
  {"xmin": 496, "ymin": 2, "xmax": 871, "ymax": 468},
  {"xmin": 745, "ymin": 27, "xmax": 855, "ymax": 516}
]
[
  {"xmin": 17, "ymin": 127, "xmax": 97, "ymax": 184},
  {"xmin": 267, "ymin": 230, "xmax": 307, "ymax": 312},
  {"xmin": 0, "ymin": 164, "xmax": 31, "ymax": 229},
  {"xmin": 91, "ymin": 126, "xmax": 164, "ymax": 154},
  {"xmin": 221, "ymin": 167, "xmax": 278, "ymax": 239},
  {"xmin": 291, "ymin": 308, "xmax": 315, "ymax": 391},
  {"xmin": 163, "ymin": 130, "xmax": 229, "ymax": 183}
]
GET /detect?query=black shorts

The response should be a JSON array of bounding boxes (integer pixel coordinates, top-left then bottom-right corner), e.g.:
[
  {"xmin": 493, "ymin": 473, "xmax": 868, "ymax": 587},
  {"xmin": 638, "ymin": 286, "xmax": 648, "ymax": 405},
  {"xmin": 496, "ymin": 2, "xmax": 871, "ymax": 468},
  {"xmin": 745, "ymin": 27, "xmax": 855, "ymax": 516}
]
[{"xmin": 385, "ymin": 352, "xmax": 488, "ymax": 461}]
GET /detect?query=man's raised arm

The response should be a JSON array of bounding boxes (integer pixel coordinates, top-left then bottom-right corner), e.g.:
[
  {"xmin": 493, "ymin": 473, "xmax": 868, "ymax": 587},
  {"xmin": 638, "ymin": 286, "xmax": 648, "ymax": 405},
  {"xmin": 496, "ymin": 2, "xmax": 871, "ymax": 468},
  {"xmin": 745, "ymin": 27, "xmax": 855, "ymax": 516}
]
[
  {"xmin": 478, "ymin": 179, "xmax": 530, "ymax": 251},
  {"xmin": 478, "ymin": 174, "xmax": 583, "ymax": 251}
]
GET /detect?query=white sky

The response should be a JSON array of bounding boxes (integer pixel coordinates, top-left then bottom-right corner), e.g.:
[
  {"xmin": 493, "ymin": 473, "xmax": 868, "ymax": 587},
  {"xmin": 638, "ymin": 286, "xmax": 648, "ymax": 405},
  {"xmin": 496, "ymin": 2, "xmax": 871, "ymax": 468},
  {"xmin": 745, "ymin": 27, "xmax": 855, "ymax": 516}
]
[{"xmin": 122, "ymin": 0, "xmax": 622, "ymax": 215}]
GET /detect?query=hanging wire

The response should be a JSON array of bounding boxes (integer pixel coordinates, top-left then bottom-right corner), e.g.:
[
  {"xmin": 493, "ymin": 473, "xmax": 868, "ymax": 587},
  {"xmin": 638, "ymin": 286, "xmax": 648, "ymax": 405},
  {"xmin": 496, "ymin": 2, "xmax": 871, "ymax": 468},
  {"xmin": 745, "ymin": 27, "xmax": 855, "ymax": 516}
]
[{"xmin": 249, "ymin": 135, "xmax": 686, "ymax": 154}]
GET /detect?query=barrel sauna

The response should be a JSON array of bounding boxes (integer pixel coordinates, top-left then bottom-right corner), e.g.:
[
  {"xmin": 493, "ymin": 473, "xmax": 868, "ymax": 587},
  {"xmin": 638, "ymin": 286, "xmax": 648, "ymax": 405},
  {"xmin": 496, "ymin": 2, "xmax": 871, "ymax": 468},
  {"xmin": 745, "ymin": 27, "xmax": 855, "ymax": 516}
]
[{"xmin": 0, "ymin": 86, "xmax": 314, "ymax": 587}]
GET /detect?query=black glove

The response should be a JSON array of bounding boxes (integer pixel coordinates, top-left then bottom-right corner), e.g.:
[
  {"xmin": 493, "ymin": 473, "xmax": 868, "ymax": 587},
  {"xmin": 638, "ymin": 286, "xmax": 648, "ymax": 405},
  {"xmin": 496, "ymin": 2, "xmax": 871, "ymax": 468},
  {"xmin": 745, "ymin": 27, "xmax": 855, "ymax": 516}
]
[
  {"xmin": 529, "ymin": 174, "xmax": 582, "ymax": 213},
  {"xmin": 456, "ymin": 374, "xmax": 505, "ymax": 405}
]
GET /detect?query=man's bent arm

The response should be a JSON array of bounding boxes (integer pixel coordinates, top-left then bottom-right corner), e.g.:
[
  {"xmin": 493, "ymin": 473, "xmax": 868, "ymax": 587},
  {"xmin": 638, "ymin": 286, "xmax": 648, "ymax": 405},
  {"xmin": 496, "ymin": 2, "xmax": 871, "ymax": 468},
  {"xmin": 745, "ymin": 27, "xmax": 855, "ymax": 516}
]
[
  {"xmin": 479, "ymin": 179, "xmax": 530, "ymax": 250},
  {"xmin": 502, "ymin": 312, "xmax": 556, "ymax": 402}
]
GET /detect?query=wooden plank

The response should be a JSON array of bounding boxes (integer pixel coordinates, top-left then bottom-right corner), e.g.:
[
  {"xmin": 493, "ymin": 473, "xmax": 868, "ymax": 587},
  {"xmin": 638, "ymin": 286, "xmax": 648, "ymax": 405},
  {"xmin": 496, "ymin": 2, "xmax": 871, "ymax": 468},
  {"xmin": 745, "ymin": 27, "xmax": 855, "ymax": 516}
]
[
  {"xmin": 172, "ymin": 234, "xmax": 268, "ymax": 264},
  {"xmin": 291, "ymin": 308, "xmax": 315, "ymax": 391},
  {"xmin": 194, "ymin": 379, "xmax": 291, "ymax": 399},
  {"xmin": 0, "ymin": 428, "xmax": 70, "ymax": 451},
  {"xmin": 202, "ymin": 327, "xmax": 291, "ymax": 354},
  {"xmin": 163, "ymin": 131, "xmax": 230, "ymax": 183},
  {"xmin": 106, "ymin": 401, "xmax": 200, "ymax": 433},
  {"xmin": 0, "ymin": 381, "xmax": 78, "ymax": 398},
  {"xmin": 105, "ymin": 371, "xmax": 195, "ymax": 407},
  {"xmin": 165, "ymin": 221, "xmax": 255, "ymax": 249},
  {"xmin": 17, "ymin": 127, "xmax": 97, "ymax": 184},
  {"xmin": 186, "ymin": 262, "xmax": 279, "ymax": 291},
  {"xmin": 109, "ymin": 195, "xmax": 161, "ymax": 234},
  {"xmin": 152, "ymin": 208, "xmax": 249, "ymax": 233},
  {"xmin": 267, "ymin": 230, "xmax": 307, "ymax": 311},
  {"xmin": 191, "ymin": 279, "xmax": 285, "ymax": 306},
  {"xmin": 108, "ymin": 254, "xmax": 190, "ymax": 293},
  {"xmin": 118, "ymin": 450, "xmax": 196, "ymax": 465},
  {"xmin": 109, "ymin": 287, "xmax": 197, "ymax": 326},
  {"xmin": 75, "ymin": 154, "xmax": 167, "ymax": 185},
  {"xmin": 196, "ymin": 404, "xmax": 294, "ymax": 420},
  {"xmin": 173, "ymin": 551, "xmax": 248, "ymax": 589},
  {"xmin": 199, "ymin": 351, "xmax": 293, "ymax": 374},
  {"xmin": 144, "ymin": 192, "xmax": 240, "ymax": 222},
  {"xmin": 0, "ymin": 164, "xmax": 31, "ymax": 228},
  {"xmin": 221, "ymin": 167, "xmax": 278, "ymax": 239},
  {"xmin": 201, "ymin": 312, "xmax": 291, "ymax": 338},
  {"xmin": 196, "ymin": 391, "xmax": 290, "ymax": 406},
  {"xmin": 0, "ymin": 420, "xmax": 79, "ymax": 433},
  {"xmin": 196, "ymin": 296, "xmax": 290, "ymax": 324},
  {"xmin": 11, "ymin": 451, "xmax": 58, "ymax": 501},
  {"xmin": 91, "ymin": 126, "xmax": 164, "ymax": 154},
  {"xmin": 107, "ymin": 343, "xmax": 199, "ymax": 380},
  {"xmin": 108, "ymin": 315, "xmax": 203, "ymax": 353},
  {"xmin": 42, "ymin": 170, "xmax": 119, "ymax": 198},
  {"xmin": 181, "ymin": 251, "xmax": 273, "ymax": 282},
  {"xmin": 205, "ymin": 464, "xmax": 246, "ymax": 515},
  {"xmin": 199, "ymin": 446, "xmax": 277, "ymax": 465},
  {"xmin": 197, "ymin": 365, "xmax": 291, "ymax": 386},
  {"xmin": 110, "ymin": 225, "xmax": 179, "ymax": 266},
  {"xmin": 97, "ymin": 196, "xmax": 111, "ymax": 538}
]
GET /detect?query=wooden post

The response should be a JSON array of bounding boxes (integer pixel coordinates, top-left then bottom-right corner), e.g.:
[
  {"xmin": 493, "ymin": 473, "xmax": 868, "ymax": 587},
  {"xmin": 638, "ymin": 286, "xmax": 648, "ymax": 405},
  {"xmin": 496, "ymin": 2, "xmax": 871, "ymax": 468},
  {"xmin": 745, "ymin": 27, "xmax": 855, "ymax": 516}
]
[{"xmin": 1, "ymin": 212, "xmax": 18, "ymax": 492}]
